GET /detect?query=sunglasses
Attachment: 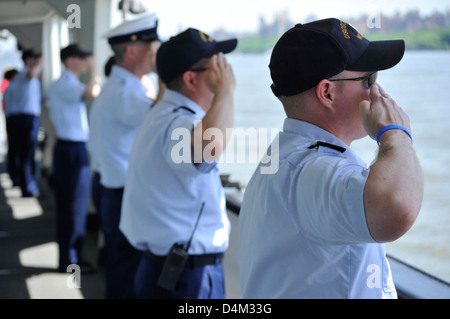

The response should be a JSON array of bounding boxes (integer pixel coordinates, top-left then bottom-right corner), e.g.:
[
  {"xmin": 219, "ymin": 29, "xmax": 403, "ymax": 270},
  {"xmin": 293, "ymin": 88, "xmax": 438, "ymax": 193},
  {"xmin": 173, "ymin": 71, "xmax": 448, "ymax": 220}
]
[
  {"xmin": 188, "ymin": 68, "xmax": 208, "ymax": 73},
  {"xmin": 329, "ymin": 71, "xmax": 378, "ymax": 89}
]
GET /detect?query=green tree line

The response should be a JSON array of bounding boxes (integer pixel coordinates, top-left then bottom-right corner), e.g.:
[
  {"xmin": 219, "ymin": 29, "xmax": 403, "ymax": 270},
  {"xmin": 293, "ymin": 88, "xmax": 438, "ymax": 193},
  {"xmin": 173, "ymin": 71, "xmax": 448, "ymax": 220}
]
[{"xmin": 235, "ymin": 27, "xmax": 450, "ymax": 53}]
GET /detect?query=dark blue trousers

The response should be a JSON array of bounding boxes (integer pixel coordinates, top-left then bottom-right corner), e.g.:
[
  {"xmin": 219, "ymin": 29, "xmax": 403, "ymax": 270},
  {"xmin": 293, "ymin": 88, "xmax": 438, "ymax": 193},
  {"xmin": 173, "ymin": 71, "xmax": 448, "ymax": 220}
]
[
  {"xmin": 52, "ymin": 140, "xmax": 90, "ymax": 271},
  {"xmin": 90, "ymin": 172, "xmax": 103, "ymax": 215},
  {"xmin": 6, "ymin": 114, "xmax": 39, "ymax": 196},
  {"xmin": 134, "ymin": 254, "xmax": 225, "ymax": 299},
  {"xmin": 99, "ymin": 187, "xmax": 142, "ymax": 299},
  {"xmin": 6, "ymin": 116, "xmax": 19, "ymax": 185}
]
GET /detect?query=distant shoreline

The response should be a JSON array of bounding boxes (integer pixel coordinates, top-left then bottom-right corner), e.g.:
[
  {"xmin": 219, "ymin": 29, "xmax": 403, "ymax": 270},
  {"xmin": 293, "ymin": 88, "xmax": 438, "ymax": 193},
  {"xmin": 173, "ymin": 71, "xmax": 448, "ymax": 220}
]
[{"xmin": 235, "ymin": 27, "xmax": 450, "ymax": 53}]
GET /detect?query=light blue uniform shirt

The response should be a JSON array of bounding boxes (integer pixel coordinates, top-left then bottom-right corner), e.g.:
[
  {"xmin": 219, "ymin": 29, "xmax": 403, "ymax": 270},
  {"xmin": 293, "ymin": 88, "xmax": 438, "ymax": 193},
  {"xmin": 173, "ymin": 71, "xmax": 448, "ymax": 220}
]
[
  {"xmin": 87, "ymin": 85, "xmax": 101, "ymax": 173},
  {"xmin": 4, "ymin": 67, "xmax": 41, "ymax": 117},
  {"xmin": 47, "ymin": 70, "xmax": 88, "ymax": 142},
  {"xmin": 120, "ymin": 89, "xmax": 230, "ymax": 256},
  {"xmin": 239, "ymin": 118, "xmax": 397, "ymax": 299},
  {"xmin": 88, "ymin": 65, "xmax": 152, "ymax": 188}
]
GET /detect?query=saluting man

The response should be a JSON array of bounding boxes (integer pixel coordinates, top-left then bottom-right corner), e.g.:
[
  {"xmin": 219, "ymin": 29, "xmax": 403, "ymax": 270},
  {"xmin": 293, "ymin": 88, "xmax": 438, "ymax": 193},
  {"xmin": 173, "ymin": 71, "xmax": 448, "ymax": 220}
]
[
  {"xmin": 47, "ymin": 44, "xmax": 100, "ymax": 274},
  {"xmin": 239, "ymin": 18, "xmax": 424, "ymax": 299},
  {"xmin": 88, "ymin": 13, "xmax": 164, "ymax": 299},
  {"xmin": 3, "ymin": 49, "xmax": 43, "ymax": 197},
  {"xmin": 120, "ymin": 28, "xmax": 237, "ymax": 299}
]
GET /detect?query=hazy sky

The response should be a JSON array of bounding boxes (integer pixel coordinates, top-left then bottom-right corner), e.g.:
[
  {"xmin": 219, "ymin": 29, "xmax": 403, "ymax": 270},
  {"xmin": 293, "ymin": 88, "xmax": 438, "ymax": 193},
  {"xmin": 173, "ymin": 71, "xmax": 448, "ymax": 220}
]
[{"xmin": 143, "ymin": 0, "xmax": 450, "ymax": 37}]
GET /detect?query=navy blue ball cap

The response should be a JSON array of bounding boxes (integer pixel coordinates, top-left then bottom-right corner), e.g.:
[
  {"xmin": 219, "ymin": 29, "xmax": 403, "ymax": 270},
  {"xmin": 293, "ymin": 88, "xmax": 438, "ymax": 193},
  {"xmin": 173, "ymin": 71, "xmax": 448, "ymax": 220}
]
[
  {"xmin": 269, "ymin": 18, "xmax": 405, "ymax": 97},
  {"xmin": 60, "ymin": 44, "xmax": 92, "ymax": 61},
  {"xmin": 22, "ymin": 49, "xmax": 41, "ymax": 61},
  {"xmin": 157, "ymin": 28, "xmax": 238, "ymax": 84}
]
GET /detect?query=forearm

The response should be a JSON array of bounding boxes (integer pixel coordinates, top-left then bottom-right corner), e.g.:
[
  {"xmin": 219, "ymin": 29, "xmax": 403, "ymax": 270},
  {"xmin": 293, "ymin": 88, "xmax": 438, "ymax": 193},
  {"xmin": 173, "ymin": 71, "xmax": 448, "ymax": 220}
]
[
  {"xmin": 192, "ymin": 89, "xmax": 234, "ymax": 163},
  {"xmin": 364, "ymin": 131, "xmax": 424, "ymax": 242},
  {"xmin": 26, "ymin": 59, "xmax": 43, "ymax": 79},
  {"xmin": 83, "ymin": 70, "xmax": 100, "ymax": 100}
]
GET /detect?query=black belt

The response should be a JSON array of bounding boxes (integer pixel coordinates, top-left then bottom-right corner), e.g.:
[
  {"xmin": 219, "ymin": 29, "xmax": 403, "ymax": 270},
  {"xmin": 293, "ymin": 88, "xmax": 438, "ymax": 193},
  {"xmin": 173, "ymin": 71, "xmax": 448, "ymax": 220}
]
[
  {"xmin": 7, "ymin": 113, "xmax": 38, "ymax": 119},
  {"xmin": 103, "ymin": 186, "xmax": 124, "ymax": 194},
  {"xmin": 57, "ymin": 139, "xmax": 86, "ymax": 145},
  {"xmin": 145, "ymin": 250, "xmax": 223, "ymax": 268}
]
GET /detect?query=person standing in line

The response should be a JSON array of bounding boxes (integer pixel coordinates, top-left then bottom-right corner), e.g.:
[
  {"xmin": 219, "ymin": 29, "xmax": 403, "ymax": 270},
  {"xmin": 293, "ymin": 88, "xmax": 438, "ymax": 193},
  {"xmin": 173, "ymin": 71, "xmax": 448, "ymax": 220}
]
[
  {"xmin": 47, "ymin": 44, "xmax": 100, "ymax": 273},
  {"xmin": 239, "ymin": 18, "xmax": 424, "ymax": 299},
  {"xmin": 1, "ymin": 69, "xmax": 18, "ymax": 161},
  {"xmin": 3, "ymin": 49, "xmax": 43, "ymax": 197},
  {"xmin": 1, "ymin": 69, "xmax": 18, "ymax": 110},
  {"xmin": 88, "ymin": 13, "xmax": 164, "ymax": 299},
  {"xmin": 89, "ymin": 56, "xmax": 116, "ymax": 233},
  {"xmin": 120, "ymin": 28, "xmax": 237, "ymax": 299},
  {"xmin": 90, "ymin": 55, "xmax": 155, "ymax": 217}
]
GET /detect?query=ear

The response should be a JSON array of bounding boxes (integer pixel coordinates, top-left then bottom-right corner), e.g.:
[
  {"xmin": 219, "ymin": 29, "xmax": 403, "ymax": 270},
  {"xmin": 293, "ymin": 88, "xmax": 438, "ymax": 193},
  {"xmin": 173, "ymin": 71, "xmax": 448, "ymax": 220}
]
[
  {"xmin": 124, "ymin": 44, "xmax": 136, "ymax": 59},
  {"xmin": 63, "ymin": 58, "xmax": 73, "ymax": 69},
  {"xmin": 315, "ymin": 79, "xmax": 338, "ymax": 110},
  {"xmin": 182, "ymin": 71, "xmax": 197, "ymax": 92}
]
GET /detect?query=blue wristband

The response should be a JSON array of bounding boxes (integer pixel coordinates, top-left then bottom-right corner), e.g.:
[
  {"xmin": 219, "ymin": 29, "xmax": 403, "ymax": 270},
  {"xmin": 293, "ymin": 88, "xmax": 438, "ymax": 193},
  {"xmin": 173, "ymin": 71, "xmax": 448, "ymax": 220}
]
[{"xmin": 376, "ymin": 125, "xmax": 413, "ymax": 145}]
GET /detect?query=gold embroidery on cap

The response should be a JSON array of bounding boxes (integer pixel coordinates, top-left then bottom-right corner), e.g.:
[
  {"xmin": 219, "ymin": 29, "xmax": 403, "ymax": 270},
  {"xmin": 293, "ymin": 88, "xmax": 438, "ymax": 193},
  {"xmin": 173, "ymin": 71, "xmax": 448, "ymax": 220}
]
[
  {"xmin": 199, "ymin": 31, "xmax": 213, "ymax": 43},
  {"xmin": 340, "ymin": 21, "xmax": 351, "ymax": 39},
  {"xmin": 131, "ymin": 35, "xmax": 137, "ymax": 41}
]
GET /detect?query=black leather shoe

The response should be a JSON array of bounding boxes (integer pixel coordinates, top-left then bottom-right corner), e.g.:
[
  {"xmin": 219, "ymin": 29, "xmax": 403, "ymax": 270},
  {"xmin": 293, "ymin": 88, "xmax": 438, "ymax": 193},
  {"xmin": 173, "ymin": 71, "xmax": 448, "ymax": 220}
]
[{"xmin": 22, "ymin": 190, "xmax": 40, "ymax": 198}]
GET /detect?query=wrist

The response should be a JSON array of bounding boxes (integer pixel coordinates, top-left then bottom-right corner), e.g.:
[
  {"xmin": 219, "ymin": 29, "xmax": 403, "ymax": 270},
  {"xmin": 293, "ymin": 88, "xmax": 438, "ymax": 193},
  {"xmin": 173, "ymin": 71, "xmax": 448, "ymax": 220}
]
[
  {"xmin": 376, "ymin": 125, "xmax": 413, "ymax": 145},
  {"xmin": 213, "ymin": 85, "xmax": 235, "ymax": 99}
]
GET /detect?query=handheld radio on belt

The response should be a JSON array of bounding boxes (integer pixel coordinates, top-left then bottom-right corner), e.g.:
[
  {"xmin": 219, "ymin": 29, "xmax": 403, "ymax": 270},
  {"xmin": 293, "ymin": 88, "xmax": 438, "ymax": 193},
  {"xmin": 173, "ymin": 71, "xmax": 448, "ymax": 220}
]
[{"xmin": 156, "ymin": 202, "xmax": 205, "ymax": 291}]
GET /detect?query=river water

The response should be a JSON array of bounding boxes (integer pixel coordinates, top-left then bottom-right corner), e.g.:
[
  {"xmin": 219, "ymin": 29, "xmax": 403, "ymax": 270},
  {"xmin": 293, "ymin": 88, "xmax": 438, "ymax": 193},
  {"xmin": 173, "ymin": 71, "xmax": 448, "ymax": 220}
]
[{"xmin": 221, "ymin": 50, "xmax": 450, "ymax": 283}]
